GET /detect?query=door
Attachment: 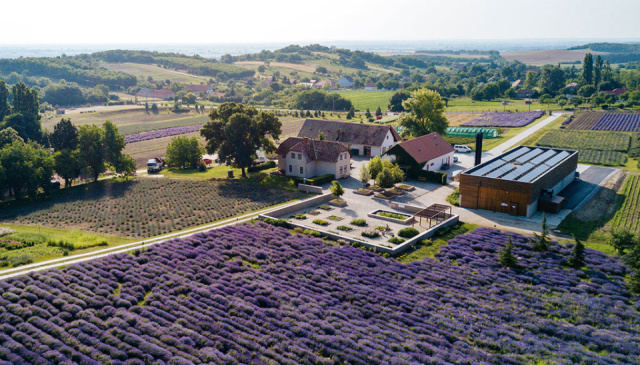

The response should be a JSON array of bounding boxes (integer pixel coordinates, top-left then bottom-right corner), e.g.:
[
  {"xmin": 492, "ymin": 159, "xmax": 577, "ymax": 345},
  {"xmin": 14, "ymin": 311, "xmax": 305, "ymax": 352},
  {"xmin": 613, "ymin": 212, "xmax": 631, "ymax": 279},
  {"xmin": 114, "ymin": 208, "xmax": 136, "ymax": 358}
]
[
  {"xmin": 509, "ymin": 202, "xmax": 519, "ymax": 216},
  {"xmin": 364, "ymin": 146, "xmax": 371, "ymax": 156}
]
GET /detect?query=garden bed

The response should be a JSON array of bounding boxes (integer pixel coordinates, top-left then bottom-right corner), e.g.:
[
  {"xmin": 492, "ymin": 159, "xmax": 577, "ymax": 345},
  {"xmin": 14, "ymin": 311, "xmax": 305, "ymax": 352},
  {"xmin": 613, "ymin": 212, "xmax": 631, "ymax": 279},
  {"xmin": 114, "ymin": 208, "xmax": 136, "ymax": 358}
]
[
  {"xmin": 368, "ymin": 209, "xmax": 414, "ymax": 224},
  {"xmin": 329, "ymin": 199, "xmax": 347, "ymax": 207},
  {"xmin": 396, "ymin": 184, "xmax": 415, "ymax": 191},
  {"xmin": 353, "ymin": 188, "xmax": 374, "ymax": 196}
]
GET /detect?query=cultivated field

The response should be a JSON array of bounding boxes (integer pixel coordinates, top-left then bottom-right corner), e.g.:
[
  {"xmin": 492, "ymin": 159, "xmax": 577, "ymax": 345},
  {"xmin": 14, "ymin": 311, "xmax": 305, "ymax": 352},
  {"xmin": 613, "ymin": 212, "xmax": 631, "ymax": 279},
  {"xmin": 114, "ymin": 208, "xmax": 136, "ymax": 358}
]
[
  {"xmin": 501, "ymin": 49, "xmax": 605, "ymax": 65},
  {"xmin": 567, "ymin": 112, "xmax": 640, "ymax": 132},
  {"xmin": 445, "ymin": 97, "xmax": 559, "ymax": 112},
  {"xmin": 0, "ymin": 223, "xmax": 635, "ymax": 363},
  {"xmin": 611, "ymin": 174, "xmax": 640, "ymax": 233},
  {"xmin": 537, "ymin": 130, "xmax": 631, "ymax": 151},
  {"xmin": 566, "ymin": 112, "xmax": 603, "ymax": 130},
  {"xmin": 0, "ymin": 179, "xmax": 301, "ymax": 238},
  {"xmin": 334, "ymin": 90, "xmax": 395, "ymax": 112},
  {"xmin": 462, "ymin": 111, "xmax": 544, "ymax": 127},
  {"xmin": 123, "ymin": 132, "xmax": 203, "ymax": 168},
  {"xmin": 103, "ymin": 62, "xmax": 209, "ymax": 84},
  {"xmin": 445, "ymin": 113, "xmax": 482, "ymax": 126},
  {"xmin": 43, "ymin": 107, "xmax": 210, "ymax": 136}
]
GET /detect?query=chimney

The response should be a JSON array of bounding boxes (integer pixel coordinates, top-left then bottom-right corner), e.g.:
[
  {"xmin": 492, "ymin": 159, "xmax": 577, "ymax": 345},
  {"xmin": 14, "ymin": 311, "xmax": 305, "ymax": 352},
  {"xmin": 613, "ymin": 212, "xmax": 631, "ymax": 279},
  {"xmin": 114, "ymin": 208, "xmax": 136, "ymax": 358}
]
[{"xmin": 475, "ymin": 132, "xmax": 483, "ymax": 166}]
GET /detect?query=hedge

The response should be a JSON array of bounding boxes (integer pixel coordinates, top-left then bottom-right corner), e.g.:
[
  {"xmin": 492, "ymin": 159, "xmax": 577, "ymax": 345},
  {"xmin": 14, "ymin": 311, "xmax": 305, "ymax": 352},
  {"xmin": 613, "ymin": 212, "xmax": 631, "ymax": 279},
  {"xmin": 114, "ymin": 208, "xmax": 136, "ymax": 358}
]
[
  {"xmin": 248, "ymin": 160, "xmax": 276, "ymax": 172},
  {"xmin": 306, "ymin": 174, "xmax": 335, "ymax": 186},
  {"xmin": 409, "ymin": 168, "xmax": 447, "ymax": 185}
]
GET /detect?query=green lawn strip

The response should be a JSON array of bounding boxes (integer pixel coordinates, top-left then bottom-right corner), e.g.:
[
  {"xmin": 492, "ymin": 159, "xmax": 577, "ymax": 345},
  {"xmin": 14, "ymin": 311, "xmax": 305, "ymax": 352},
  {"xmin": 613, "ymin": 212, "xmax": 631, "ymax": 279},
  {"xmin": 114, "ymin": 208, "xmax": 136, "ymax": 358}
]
[
  {"xmin": 0, "ymin": 224, "xmax": 135, "ymax": 269},
  {"xmin": 161, "ymin": 166, "xmax": 299, "ymax": 191},
  {"xmin": 555, "ymin": 215, "xmax": 618, "ymax": 256},
  {"xmin": 396, "ymin": 222, "xmax": 478, "ymax": 263},
  {"xmin": 333, "ymin": 90, "xmax": 395, "ymax": 112}
]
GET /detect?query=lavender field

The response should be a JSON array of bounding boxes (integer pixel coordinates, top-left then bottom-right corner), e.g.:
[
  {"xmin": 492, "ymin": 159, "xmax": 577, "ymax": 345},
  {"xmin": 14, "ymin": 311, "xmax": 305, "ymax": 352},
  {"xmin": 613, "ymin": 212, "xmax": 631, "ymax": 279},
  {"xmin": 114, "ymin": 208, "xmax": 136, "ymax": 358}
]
[
  {"xmin": 0, "ymin": 223, "xmax": 637, "ymax": 364},
  {"xmin": 124, "ymin": 125, "xmax": 203, "ymax": 144},
  {"xmin": 462, "ymin": 111, "xmax": 544, "ymax": 127}
]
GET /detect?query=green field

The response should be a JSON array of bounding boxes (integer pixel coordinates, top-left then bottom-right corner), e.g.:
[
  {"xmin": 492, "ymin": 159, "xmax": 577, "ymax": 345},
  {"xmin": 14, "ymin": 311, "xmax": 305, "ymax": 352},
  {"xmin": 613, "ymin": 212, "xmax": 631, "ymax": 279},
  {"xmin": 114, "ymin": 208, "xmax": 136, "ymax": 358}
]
[
  {"xmin": 446, "ymin": 97, "xmax": 560, "ymax": 112},
  {"xmin": 103, "ymin": 62, "xmax": 211, "ymax": 84},
  {"xmin": 0, "ymin": 224, "xmax": 135, "ymax": 268},
  {"xmin": 536, "ymin": 130, "xmax": 631, "ymax": 166},
  {"xmin": 333, "ymin": 90, "xmax": 395, "ymax": 112},
  {"xmin": 611, "ymin": 175, "xmax": 640, "ymax": 233}
]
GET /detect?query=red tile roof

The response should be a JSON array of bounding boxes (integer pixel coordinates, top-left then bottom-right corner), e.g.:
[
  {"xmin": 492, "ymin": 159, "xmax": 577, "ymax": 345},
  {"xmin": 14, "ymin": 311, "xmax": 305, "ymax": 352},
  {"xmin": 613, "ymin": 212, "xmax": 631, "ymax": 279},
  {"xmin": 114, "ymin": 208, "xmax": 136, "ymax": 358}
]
[
  {"xmin": 276, "ymin": 137, "xmax": 349, "ymax": 162},
  {"xmin": 184, "ymin": 84, "xmax": 211, "ymax": 93},
  {"xmin": 390, "ymin": 133, "xmax": 453, "ymax": 164}
]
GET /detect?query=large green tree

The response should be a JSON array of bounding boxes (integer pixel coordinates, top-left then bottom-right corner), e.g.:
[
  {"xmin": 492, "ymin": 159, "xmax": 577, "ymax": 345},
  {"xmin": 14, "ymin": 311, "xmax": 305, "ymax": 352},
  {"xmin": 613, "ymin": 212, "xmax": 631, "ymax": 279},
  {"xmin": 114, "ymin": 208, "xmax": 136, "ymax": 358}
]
[
  {"xmin": 594, "ymin": 55, "xmax": 603, "ymax": 90},
  {"xmin": 539, "ymin": 65, "xmax": 566, "ymax": 94},
  {"xmin": 11, "ymin": 82, "xmax": 40, "ymax": 119},
  {"xmin": 1, "ymin": 112, "xmax": 42, "ymax": 143},
  {"xmin": 102, "ymin": 120, "xmax": 126, "ymax": 167},
  {"xmin": 165, "ymin": 136, "xmax": 204, "ymax": 169},
  {"xmin": 77, "ymin": 125, "xmax": 105, "ymax": 182},
  {"xmin": 54, "ymin": 148, "xmax": 82, "ymax": 188},
  {"xmin": 0, "ymin": 140, "xmax": 53, "ymax": 197},
  {"xmin": 0, "ymin": 80, "xmax": 9, "ymax": 121},
  {"xmin": 200, "ymin": 102, "xmax": 281, "ymax": 177},
  {"xmin": 0, "ymin": 127, "xmax": 23, "ymax": 149},
  {"xmin": 388, "ymin": 90, "xmax": 410, "ymax": 112},
  {"xmin": 398, "ymin": 89, "xmax": 448, "ymax": 137},
  {"xmin": 50, "ymin": 118, "xmax": 78, "ymax": 151},
  {"xmin": 582, "ymin": 53, "xmax": 593, "ymax": 86}
]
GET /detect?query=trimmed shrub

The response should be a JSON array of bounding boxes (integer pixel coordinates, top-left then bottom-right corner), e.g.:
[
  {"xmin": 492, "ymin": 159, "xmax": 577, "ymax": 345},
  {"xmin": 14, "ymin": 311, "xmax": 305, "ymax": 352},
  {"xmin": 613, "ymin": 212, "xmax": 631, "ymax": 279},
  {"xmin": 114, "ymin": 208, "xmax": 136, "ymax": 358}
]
[
  {"xmin": 388, "ymin": 237, "xmax": 405, "ymax": 244},
  {"xmin": 361, "ymin": 230, "xmax": 380, "ymax": 238},
  {"xmin": 306, "ymin": 174, "xmax": 335, "ymax": 186},
  {"xmin": 409, "ymin": 169, "xmax": 448, "ymax": 185},
  {"xmin": 247, "ymin": 160, "xmax": 276, "ymax": 172},
  {"xmin": 303, "ymin": 229, "xmax": 322, "ymax": 237},
  {"xmin": 337, "ymin": 225, "xmax": 353, "ymax": 232},
  {"xmin": 313, "ymin": 219, "xmax": 329, "ymax": 226},
  {"xmin": 262, "ymin": 217, "xmax": 288, "ymax": 228},
  {"xmin": 398, "ymin": 227, "xmax": 419, "ymax": 239},
  {"xmin": 350, "ymin": 219, "xmax": 367, "ymax": 227}
]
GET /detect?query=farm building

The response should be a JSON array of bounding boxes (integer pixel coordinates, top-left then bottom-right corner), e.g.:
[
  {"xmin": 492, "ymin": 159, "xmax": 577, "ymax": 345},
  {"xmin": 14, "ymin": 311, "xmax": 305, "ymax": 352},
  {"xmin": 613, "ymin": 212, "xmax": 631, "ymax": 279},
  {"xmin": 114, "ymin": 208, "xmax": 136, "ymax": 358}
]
[
  {"xmin": 276, "ymin": 137, "xmax": 351, "ymax": 179},
  {"xmin": 297, "ymin": 119, "xmax": 401, "ymax": 157},
  {"xmin": 459, "ymin": 146, "xmax": 578, "ymax": 217},
  {"xmin": 383, "ymin": 133, "xmax": 454, "ymax": 172},
  {"xmin": 337, "ymin": 76, "xmax": 354, "ymax": 88},
  {"xmin": 183, "ymin": 84, "xmax": 214, "ymax": 94}
]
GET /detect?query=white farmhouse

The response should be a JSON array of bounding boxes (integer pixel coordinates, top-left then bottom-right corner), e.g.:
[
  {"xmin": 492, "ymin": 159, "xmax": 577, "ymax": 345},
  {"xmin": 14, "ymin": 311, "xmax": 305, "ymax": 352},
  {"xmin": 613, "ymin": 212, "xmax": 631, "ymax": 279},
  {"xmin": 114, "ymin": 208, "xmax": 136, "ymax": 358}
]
[
  {"xmin": 297, "ymin": 119, "xmax": 402, "ymax": 157},
  {"xmin": 383, "ymin": 133, "xmax": 454, "ymax": 171},
  {"xmin": 276, "ymin": 137, "xmax": 351, "ymax": 179},
  {"xmin": 337, "ymin": 76, "xmax": 354, "ymax": 88}
]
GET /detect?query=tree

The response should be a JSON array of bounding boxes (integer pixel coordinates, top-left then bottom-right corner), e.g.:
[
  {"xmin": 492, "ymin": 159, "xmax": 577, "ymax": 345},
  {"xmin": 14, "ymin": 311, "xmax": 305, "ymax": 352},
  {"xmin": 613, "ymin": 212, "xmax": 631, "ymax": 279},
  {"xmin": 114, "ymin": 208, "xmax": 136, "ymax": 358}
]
[
  {"xmin": 50, "ymin": 118, "xmax": 78, "ymax": 151},
  {"xmin": 77, "ymin": 125, "xmax": 105, "ymax": 182},
  {"xmin": 315, "ymin": 66, "xmax": 327, "ymax": 74},
  {"xmin": 568, "ymin": 235, "xmax": 586, "ymax": 268},
  {"xmin": 115, "ymin": 154, "xmax": 137, "ymax": 176},
  {"xmin": 388, "ymin": 90, "xmax": 410, "ymax": 112},
  {"xmin": 499, "ymin": 236, "xmax": 518, "ymax": 268},
  {"xmin": 375, "ymin": 162, "xmax": 403, "ymax": 189},
  {"xmin": 524, "ymin": 71, "xmax": 538, "ymax": 89},
  {"xmin": 594, "ymin": 55, "xmax": 603, "ymax": 89},
  {"xmin": 365, "ymin": 108, "xmax": 372, "ymax": 118},
  {"xmin": 329, "ymin": 181, "xmax": 345, "ymax": 201},
  {"xmin": 539, "ymin": 65, "xmax": 565, "ymax": 94},
  {"xmin": 102, "ymin": 121, "xmax": 126, "ymax": 168},
  {"xmin": 399, "ymin": 89, "xmax": 448, "ymax": 137},
  {"xmin": 570, "ymin": 96, "xmax": 583, "ymax": 108},
  {"xmin": 368, "ymin": 156, "xmax": 383, "ymax": 181},
  {"xmin": 532, "ymin": 214, "xmax": 551, "ymax": 252},
  {"xmin": 359, "ymin": 163, "xmax": 370, "ymax": 188},
  {"xmin": 318, "ymin": 131, "xmax": 326, "ymax": 140},
  {"xmin": 0, "ymin": 80, "xmax": 9, "ymax": 122},
  {"xmin": 200, "ymin": 103, "xmax": 281, "ymax": 177},
  {"xmin": 11, "ymin": 82, "xmax": 40, "ymax": 119},
  {"xmin": 0, "ymin": 140, "xmax": 53, "ymax": 197},
  {"xmin": 608, "ymin": 228, "xmax": 637, "ymax": 255},
  {"xmin": 582, "ymin": 53, "xmax": 593, "ymax": 86},
  {"xmin": 54, "ymin": 148, "xmax": 81, "ymax": 188},
  {"xmin": 375, "ymin": 106, "xmax": 382, "ymax": 117},
  {"xmin": 166, "ymin": 136, "xmax": 204, "ymax": 169},
  {"xmin": 0, "ymin": 127, "xmax": 23, "ymax": 149},
  {"xmin": 1, "ymin": 112, "xmax": 42, "ymax": 143},
  {"xmin": 578, "ymin": 85, "xmax": 596, "ymax": 98}
]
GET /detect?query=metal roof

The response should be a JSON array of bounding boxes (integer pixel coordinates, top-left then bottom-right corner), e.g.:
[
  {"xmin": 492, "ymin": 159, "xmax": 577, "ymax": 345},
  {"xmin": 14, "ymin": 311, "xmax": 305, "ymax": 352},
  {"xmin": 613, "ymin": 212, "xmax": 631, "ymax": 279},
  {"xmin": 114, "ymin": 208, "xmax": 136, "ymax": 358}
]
[{"xmin": 463, "ymin": 146, "xmax": 576, "ymax": 183}]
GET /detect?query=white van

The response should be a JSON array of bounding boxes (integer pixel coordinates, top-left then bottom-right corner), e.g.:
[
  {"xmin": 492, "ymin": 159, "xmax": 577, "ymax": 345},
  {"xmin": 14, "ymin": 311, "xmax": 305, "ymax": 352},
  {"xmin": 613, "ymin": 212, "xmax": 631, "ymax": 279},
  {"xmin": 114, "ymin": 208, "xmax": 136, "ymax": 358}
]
[{"xmin": 454, "ymin": 145, "xmax": 472, "ymax": 153}]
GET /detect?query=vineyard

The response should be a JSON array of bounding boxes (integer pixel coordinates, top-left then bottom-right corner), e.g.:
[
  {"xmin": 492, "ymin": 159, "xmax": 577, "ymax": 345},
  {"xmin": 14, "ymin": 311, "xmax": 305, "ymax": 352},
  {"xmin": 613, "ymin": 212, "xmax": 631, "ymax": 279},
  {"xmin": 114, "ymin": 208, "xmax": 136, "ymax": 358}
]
[
  {"xmin": 461, "ymin": 111, "xmax": 544, "ymax": 127},
  {"xmin": 536, "ymin": 130, "xmax": 630, "ymax": 166},
  {"xmin": 567, "ymin": 112, "xmax": 640, "ymax": 132},
  {"xmin": 0, "ymin": 179, "xmax": 300, "ymax": 238},
  {"xmin": 124, "ymin": 125, "xmax": 203, "ymax": 144},
  {"xmin": 0, "ymin": 223, "xmax": 636, "ymax": 363},
  {"xmin": 536, "ymin": 130, "xmax": 631, "ymax": 151},
  {"xmin": 611, "ymin": 175, "xmax": 640, "ymax": 233}
]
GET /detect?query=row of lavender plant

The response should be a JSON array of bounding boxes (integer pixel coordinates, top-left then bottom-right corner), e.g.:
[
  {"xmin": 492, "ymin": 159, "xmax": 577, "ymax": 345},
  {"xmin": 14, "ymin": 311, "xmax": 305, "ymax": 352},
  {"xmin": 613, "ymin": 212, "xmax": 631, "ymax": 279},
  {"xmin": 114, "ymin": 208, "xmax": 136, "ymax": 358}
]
[
  {"xmin": 462, "ymin": 111, "xmax": 544, "ymax": 127},
  {"xmin": 124, "ymin": 125, "xmax": 203, "ymax": 144},
  {"xmin": 591, "ymin": 113, "xmax": 640, "ymax": 132},
  {"xmin": 0, "ymin": 223, "xmax": 637, "ymax": 364}
]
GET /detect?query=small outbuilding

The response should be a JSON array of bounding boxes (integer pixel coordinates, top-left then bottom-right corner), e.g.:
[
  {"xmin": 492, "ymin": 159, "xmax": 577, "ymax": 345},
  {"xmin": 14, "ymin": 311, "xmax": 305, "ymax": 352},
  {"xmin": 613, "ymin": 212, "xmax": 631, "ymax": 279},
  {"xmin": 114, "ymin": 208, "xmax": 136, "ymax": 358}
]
[
  {"xmin": 383, "ymin": 133, "xmax": 454, "ymax": 172},
  {"xmin": 459, "ymin": 146, "xmax": 578, "ymax": 217}
]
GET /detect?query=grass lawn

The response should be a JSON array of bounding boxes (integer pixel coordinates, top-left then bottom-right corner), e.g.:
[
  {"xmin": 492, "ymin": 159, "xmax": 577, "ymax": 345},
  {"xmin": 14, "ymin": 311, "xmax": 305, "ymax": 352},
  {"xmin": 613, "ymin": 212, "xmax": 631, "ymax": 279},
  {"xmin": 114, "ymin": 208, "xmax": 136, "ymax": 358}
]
[
  {"xmin": 396, "ymin": 222, "xmax": 478, "ymax": 263},
  {"xmin": 446, "ymin": 97, "xmax": 560, "ymax": 113},
  {"xmin": 161, "ymin": 166, "xmax": 299, "ymax": 191},
  {"xmin": 0, "ymin": 224, "xmax": 135, "ymax": 269},
  {"xmin": 333, "ymin": 90, "xmax": 395, "ymax": 112},
  {"xmin": 555, "ymin": 215, "xmax": 617, "ymax": 255}
]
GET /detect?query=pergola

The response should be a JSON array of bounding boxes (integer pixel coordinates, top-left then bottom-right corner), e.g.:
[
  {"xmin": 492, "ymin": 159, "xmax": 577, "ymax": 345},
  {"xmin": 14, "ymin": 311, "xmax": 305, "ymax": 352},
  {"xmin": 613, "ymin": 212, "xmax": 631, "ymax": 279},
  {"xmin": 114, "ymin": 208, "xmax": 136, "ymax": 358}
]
[{"xmin": 413, "ymin": 204, "xmax": 453, "ymax": 228}]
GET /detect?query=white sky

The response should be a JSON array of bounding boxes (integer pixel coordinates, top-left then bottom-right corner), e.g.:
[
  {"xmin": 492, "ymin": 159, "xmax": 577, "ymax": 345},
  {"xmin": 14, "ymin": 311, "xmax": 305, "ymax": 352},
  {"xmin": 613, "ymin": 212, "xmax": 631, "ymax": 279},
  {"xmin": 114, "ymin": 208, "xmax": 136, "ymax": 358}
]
[{"xmin": 3, "ymin": 0, "xmax": 640, "ymax": 44}]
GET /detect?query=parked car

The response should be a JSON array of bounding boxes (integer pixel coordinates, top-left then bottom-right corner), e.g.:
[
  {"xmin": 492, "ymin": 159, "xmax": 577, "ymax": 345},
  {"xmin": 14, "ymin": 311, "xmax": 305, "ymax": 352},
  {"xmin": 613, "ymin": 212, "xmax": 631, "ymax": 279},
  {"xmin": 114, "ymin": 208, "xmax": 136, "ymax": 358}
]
[
  {"xmin": 453, "ymin": 156, "xmax": 459, "ymax": 163},
  {"xmin": 454, "ymin": 145, "xmax": 472, "ymax": 153}
]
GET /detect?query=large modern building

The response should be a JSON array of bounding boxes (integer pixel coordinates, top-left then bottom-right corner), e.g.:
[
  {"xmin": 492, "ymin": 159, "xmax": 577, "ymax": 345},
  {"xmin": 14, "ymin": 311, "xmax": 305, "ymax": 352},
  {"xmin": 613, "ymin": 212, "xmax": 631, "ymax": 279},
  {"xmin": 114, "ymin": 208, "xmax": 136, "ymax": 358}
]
[
  {"xmin": 459, "ymin": 146, "xmax": 578, "ymax": 217},
  {"xmin": 297, "ymin": 119, "xmax": 401, "ymax": 157}
]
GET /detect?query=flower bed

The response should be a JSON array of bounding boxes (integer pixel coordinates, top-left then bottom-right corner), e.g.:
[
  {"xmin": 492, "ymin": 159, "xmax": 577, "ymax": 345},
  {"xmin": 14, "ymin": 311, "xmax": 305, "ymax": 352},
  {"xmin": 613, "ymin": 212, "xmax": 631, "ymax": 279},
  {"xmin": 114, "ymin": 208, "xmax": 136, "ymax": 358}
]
[
  {"xmin": 368, "ymin": 209, "xmax": 414, "ymax": 224},
  {"xmin": 354, "ymin": 188, "xmax": 374, "ymax": 196}
]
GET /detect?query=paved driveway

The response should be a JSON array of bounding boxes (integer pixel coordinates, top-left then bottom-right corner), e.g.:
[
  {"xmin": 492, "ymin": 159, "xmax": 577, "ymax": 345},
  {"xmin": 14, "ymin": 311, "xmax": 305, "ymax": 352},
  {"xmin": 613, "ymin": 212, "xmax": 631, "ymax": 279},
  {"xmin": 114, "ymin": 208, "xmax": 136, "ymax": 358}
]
[{"xmin": 558, "ymin": 166, "xmax": 618, "ymax": 209}]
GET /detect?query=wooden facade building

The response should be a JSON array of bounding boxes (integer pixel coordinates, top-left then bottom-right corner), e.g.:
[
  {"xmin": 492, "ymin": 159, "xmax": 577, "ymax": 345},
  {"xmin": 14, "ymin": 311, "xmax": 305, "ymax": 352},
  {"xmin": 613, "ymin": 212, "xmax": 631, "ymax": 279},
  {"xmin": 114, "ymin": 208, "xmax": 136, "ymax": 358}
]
[{"xmin": 459, "ymin": 146, "xmax": 578, "ymax": 217}]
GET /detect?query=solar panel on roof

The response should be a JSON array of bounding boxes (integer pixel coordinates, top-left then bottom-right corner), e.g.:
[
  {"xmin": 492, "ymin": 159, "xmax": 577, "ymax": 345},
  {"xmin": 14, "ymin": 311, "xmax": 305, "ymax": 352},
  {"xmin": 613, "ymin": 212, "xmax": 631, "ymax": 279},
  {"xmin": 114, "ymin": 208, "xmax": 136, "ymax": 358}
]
[
  {"xmin": 516, "ymin": 148, "xmax": 544, "ymax": 164},
  {"xmin": 469, "ymin": 160, "xmax": 506, "ymax": 177},
  {"xmin": 501, "ymin": 147, "xmax": 530, "ymax": 162},
  {"xmin": 485, "ymin": 163, "xmax": 516, "ymax": 178},
  {"xmin": 502, "ymin": 162, "xmax": 535, "ymax": 181},
  {"xmin": 518, "ymin": 165, "xmax": 550, "ymax": 183},
  {"xmin": 544, "ymin": 151, "xmax": 571, "ymax": 167},
  {"xmin": 530, "ymin": 150, "xmax": 557, "ymax": 165}
]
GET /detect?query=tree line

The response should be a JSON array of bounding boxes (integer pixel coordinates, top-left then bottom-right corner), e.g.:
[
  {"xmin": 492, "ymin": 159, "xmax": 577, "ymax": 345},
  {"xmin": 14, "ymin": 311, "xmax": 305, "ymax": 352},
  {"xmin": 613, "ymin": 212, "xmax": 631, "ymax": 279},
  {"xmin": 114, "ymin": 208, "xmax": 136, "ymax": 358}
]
[{"xmin": 0, "ymin": 82, "xmax": 134, "ymax": 199}]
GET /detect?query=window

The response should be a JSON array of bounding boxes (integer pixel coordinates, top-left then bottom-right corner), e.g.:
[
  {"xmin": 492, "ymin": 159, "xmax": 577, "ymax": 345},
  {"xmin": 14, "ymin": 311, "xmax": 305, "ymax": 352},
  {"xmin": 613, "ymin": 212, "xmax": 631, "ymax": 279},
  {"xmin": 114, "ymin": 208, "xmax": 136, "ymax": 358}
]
[
  {"xmin": 340, "ymin": 154, "xmax": 343, "ymax": 160},
  {"xmin": 298, "ymin": 153, "xmax": 302, "ymax": 160},
  {"xmin": 289, "ymin": 165, "xmax": 292, "ymax": 173},
  {"xmin": 340, "ymin": 166, "xmax": 343, "ymax": 173},
  {"xmin": 290, "ymin": 153, "xmax": 295, "ymax": 159},
  {"xmin": 300, "ymin": 166, "xmax": 304, "ymax": 174}
]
